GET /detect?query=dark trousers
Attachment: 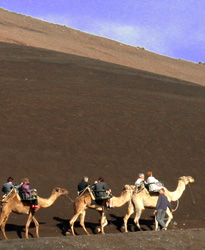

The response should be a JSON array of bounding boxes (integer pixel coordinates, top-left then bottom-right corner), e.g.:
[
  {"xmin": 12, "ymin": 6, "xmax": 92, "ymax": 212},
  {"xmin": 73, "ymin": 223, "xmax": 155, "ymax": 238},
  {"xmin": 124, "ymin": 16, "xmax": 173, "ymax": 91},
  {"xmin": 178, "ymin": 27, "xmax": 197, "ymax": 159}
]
[{"xmin": 156, "ymin": 209, "xmax": 166, "ymax": 228}]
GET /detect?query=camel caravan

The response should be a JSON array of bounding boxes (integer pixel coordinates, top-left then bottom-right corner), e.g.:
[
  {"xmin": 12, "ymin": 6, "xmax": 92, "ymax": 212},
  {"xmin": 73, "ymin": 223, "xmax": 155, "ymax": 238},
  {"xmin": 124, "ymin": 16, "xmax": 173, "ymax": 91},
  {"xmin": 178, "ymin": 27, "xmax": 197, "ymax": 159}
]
[{"xmin": 0, "ymin": 173, "xmax": 194, "ymax": 239}]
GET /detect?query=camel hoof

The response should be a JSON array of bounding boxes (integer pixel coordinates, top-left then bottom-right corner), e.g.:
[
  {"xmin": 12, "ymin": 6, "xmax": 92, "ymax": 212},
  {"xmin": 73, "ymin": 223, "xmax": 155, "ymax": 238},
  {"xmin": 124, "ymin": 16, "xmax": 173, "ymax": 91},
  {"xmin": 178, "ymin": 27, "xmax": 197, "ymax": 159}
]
[
  {"xmin": 65, "ymin": 231, "xmax": 71, "ymax": 235},
  {"xmin": 94, "ymin": 226, "xmax": 101, "ymax": 234}
]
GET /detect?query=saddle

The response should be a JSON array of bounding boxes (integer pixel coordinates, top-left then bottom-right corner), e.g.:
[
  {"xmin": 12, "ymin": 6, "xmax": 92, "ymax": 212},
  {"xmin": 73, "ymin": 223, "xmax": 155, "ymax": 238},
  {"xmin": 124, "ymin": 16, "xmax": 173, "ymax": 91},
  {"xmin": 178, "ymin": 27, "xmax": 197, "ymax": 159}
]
[
  {"xmin": 17, "ymin": 188, "xmax": 38, "ymax": 201},
  {"xmin": 146, "ymin": 181, "xmax": 164, "ymax": 194}
]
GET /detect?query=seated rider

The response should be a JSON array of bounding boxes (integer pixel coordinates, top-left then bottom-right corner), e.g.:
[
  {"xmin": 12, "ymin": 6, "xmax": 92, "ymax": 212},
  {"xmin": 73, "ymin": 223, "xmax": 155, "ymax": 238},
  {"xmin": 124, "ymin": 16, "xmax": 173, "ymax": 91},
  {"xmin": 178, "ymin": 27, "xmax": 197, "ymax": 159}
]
[
  {"xmin": 135, "ymin": 173, "xmax": 145, "ymax": 189},
  {"xmin": 146, "ymin": 172, "xmax": 163, "ymax": 192},
  {"xmin": 94, "ymin": 177, "xmax": 112, "ymax": 200},
  {"xmin": 94, "ymin": 177, "xmax": 113, "ymax": 208},
  {"xmin": 20, "ymin": 178, "xmax": 40, "ymax": 209},
  {"xmin": 77, "ymin": 176, "xmax": 90, "ymax": 195},
  {"xmin": 2, "ymin": 177, "xmax": 14, "ymax": 197}
]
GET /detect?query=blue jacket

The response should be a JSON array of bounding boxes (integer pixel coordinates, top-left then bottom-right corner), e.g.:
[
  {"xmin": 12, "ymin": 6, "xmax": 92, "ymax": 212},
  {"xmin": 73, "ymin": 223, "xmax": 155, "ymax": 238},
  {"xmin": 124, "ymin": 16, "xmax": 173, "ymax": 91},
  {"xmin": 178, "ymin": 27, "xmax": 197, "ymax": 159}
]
[
  {"xmin": 2, "ymin": 182, "xmax": 14, "ymax": 195},
  {"xmin": 156, "ymin": 193, "xmax": 172, "ymax": 211}
]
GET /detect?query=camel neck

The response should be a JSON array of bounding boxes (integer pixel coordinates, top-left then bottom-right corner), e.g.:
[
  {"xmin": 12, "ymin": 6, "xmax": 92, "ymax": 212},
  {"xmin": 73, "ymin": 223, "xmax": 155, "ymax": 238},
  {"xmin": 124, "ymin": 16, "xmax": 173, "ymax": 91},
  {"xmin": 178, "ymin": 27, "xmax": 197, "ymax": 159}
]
[
  {"xmin": 38, "ymin": 193, "xmax": 58, "ymax": 208},
  {"xmin": 166, "ymin": 180, "xmax": 186, "ymax": 201},
  {"xmin": 112, "ymin": 190, "xmax": 131, "ymax": 207}
]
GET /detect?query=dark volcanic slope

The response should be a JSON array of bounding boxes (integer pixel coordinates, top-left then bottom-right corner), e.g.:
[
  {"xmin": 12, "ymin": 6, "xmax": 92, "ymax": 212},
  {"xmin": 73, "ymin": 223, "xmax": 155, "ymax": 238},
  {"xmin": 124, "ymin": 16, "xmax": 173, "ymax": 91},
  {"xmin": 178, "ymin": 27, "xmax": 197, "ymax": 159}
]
[
  {"xmin": 0, "ymin": 8, "xmax": 204, "ymax": 87},
  {"xmin": 0, "ymin": 42, "xmax": 205, "ymax": 239}
]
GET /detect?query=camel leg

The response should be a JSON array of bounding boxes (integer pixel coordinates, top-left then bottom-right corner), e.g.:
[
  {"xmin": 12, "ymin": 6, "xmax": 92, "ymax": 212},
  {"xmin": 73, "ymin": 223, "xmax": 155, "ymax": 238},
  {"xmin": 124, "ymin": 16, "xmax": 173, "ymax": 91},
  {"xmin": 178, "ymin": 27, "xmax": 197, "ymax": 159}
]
[
  {"xmin": 70, "ymin": 213, "xmax": 81, "ymax": 236},
  {"xmin": 0, "ymin": 218, "xmax": 9, "ymax": 240},
  {"xmin": 0, "ymin": 207, "xmax": 12, "ymax": 240},
  {"xmin": 79, "ymin": 211, "xmax": 90, "ymax": 236},
  {"xmin": 32, "ymin": 216, "xmax": 40, "ymax": 238},
  {"xmin": 123, "ymin": 201, "xmax": 134, "ymax": 233},
  {"xmin": 155, "ymin": 209, "xmax": 173, "ymax": 230},
  {"xmin": 133, "ymin": 208, "xmax": 143, "ymax": 231},
  {"xmin": 100, "ymin": 210, "xmax": 107, "ymax": 234},
  {"xmin": 165, "ymin": 209, "xmax": 173, "ymax": 229},
  {"xmin": 100, "ymin": 211, "xmax": 105, "ymax": 234},
  {"xmin": 0, "ymin": 212, "xmax": 11, "ymax": 240},
  {"xmin": 94, "ymin": 211, "xmax": 107, "ymax": 234},
  {"xmin": 25, "ymin": 212, "xmax": 34, "ymax": 239},
  {"xmin": 101, "ymin": 214, "xmax": 108, "ymax": 232},
  {"xmin": 155, "ymin": 215, "xmax": 159, "ymax": 230}
]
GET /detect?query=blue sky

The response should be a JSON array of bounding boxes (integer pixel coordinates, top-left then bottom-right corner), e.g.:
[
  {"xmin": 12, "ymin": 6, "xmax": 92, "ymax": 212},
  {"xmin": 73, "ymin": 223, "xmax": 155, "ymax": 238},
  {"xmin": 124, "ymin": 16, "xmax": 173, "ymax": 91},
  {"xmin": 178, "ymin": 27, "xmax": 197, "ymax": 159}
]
[{"xmin": 1, "ymin": 0, "xmax": 205, "ymax": 63}]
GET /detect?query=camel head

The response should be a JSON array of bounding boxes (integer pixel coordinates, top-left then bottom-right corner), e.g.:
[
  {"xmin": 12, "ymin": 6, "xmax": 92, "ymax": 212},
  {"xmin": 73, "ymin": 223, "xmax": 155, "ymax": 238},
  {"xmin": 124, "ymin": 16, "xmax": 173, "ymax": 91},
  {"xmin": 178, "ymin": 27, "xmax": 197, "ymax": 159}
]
[
  {"xmin": 53, "ymin": 187, "xmax": 68, "ymax": 196},
  {"xmin": 123, "ymin": 185, "xmax": 136, "ymax": 192},
  {"xmin": 179, "ymin": 176, "xmax": 195, "ymax": 185}
]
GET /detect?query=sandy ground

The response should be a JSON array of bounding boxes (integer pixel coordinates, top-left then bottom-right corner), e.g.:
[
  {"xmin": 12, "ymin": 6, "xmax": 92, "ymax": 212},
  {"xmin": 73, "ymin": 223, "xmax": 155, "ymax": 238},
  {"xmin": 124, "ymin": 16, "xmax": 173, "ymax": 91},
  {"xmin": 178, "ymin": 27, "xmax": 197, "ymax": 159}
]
[
  {"xmin": 0, "ymin": 229, "xmax": 204, "ymax": 250},
  {"xmin": 0, "ymin": 7, "xmax": 204, "ymax": 250}
]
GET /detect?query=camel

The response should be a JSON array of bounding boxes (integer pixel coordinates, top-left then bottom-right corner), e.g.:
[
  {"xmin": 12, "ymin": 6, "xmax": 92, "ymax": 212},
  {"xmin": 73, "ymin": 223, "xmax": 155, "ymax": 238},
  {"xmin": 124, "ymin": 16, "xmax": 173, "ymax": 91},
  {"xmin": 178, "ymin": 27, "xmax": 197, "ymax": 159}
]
[
  {"xmin": 69, "ymin": 184, "xmax": 135, "ymax": 236},
  {"xmin": 0, "ymin": 187, "xmax": 68, "ymax": 239},
  {"xmin": 123, "ymin": 176, "xmax": 195, "ymax": 232}
]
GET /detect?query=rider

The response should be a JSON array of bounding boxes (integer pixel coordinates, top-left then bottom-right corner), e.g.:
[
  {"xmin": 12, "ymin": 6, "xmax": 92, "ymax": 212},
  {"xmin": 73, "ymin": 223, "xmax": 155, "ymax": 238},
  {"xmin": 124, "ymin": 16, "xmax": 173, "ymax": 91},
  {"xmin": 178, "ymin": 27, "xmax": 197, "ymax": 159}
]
[
  {"xmin": 135, "ymin": 173, "xmax": 145, "ymax": 189},
  {"xmin": 93, "ymin": 177, "xmax": 113, "ymax": 208},
  {"xmin": 2, "ymin": 177, "xmax": 14, "ymax": 197},
  {"xmin": 146, "ymin": 172, "xmax": 163, "ymax": 192},
  {"xmin": 20, "ymin": 178, "xmax": 40, "ymax": 209},
  {"xmin": 94, "ymin": 177, "xmax": 111, "ymax": 199},
  {"xmin": 77, "ymin": 176, "xmax": 90, "ymax": 195}
]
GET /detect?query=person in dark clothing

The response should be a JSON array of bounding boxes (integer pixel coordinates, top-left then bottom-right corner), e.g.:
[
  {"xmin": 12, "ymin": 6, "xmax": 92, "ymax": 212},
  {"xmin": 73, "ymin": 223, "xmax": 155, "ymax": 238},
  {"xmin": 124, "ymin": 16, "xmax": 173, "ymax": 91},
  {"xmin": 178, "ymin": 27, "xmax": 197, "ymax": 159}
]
[
  {"xmin": 77, "ymin": 176, "xmax": 90, "ymax": 195},
  {"xmin": 154, "ymin": 188, "xmax": 174, "ymax": 230},
  {"xmin": 94, "ymin": 177, "xmax": 111, "ymax": 199},
  {"xmin": 2, "ymin": 177, "xmax": 14, "ymax": 196}
]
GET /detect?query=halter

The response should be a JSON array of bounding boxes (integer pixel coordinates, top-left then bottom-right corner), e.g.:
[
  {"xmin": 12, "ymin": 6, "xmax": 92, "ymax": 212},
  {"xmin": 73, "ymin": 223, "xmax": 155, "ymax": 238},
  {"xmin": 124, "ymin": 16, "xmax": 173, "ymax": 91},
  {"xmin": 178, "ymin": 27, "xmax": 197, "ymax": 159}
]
[
  {"xmin": 181, "ymin": 177, "xmax": 196, "ymax": 204},
  {"xmin": 188, "ymin": 183, "xmax": 196, "ymax": 204}
]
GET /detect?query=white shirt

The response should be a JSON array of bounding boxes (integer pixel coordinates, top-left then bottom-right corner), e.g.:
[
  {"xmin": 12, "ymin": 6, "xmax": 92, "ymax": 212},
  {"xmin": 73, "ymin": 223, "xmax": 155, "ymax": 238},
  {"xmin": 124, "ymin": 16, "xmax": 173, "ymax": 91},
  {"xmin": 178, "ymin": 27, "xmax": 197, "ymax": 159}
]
[
  {"xmin": 146, "ymin": 176, "xmax": 160, "ymax": 192},
  {"xmin": 135, "ymin": 178, "xmax": 144, "ymax": 187},
  {"xmin": 146, "ymin": 176, "xmax": 159, "ymax": 184}
]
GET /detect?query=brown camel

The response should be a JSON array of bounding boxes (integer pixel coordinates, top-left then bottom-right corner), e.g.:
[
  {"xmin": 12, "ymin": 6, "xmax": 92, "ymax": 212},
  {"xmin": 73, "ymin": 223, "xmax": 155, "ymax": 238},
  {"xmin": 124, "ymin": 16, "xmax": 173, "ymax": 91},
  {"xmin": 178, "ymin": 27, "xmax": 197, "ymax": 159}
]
[
  {"xmin": 0, "ymin": 187, "xmax": 68, "ymax": 239},
  {"xmin": 69, "ymin": 184, "xmax": 135, "ymax": 236},
  {"xmin": 123, "ymin": 176, "xmax": 195, "ymax": 232}
]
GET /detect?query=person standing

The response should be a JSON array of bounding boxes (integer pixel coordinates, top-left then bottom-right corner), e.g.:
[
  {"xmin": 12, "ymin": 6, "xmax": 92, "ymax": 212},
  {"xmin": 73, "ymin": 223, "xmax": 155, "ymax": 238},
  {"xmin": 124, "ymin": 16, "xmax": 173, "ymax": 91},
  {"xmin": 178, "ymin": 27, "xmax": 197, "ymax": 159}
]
[{"xmin": 154, "ymin": 188, "xmax": 174, "ymax": 230}]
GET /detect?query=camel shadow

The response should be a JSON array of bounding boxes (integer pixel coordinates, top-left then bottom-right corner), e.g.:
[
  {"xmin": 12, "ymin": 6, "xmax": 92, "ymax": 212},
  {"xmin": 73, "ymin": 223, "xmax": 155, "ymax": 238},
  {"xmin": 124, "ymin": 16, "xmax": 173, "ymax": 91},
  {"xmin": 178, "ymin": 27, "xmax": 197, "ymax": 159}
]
[
  {"xmin": 53, "ymin": 217, "xmax": 69, "ymax": 235},
  {"xmin": 53, "ymin": 216, "xmax": 101, "ymax": 236},
  {"xmin": 108, "ymin": 214, "xmax": 124, "ymax": 232},
  {"xmin": 109, "ymin": 214, "xmax": 155, "ymax": 232},
  {"xmin": 4, "ymin": 222, "xmax": 46, "ymax": 239}
]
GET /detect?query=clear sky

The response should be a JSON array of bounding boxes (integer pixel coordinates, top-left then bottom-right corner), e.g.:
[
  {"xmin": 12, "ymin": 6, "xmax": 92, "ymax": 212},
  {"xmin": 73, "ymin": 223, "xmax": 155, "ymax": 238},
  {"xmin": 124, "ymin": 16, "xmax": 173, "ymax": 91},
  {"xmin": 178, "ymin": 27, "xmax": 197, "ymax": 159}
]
[{"xmin": 1, "ymin": 0, "xmax": 205, "ymax": 63}]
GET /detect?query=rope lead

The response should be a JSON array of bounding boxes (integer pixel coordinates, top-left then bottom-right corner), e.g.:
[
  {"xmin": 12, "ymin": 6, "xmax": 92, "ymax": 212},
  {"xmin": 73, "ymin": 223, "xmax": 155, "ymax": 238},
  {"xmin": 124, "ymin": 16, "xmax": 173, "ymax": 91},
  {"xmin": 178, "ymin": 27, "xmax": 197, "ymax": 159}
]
[{"xmin": 188, "ymin": 183, "xmax": 196, "ymax": 204}]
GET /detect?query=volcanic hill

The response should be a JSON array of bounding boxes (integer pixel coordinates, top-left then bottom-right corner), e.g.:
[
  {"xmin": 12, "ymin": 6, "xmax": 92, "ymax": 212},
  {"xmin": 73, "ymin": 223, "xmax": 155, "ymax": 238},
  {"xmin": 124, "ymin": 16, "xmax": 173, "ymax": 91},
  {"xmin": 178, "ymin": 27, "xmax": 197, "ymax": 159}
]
[{"xmin": 0, "ymin": 8, "xmax": 204, "ymax": 245}]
